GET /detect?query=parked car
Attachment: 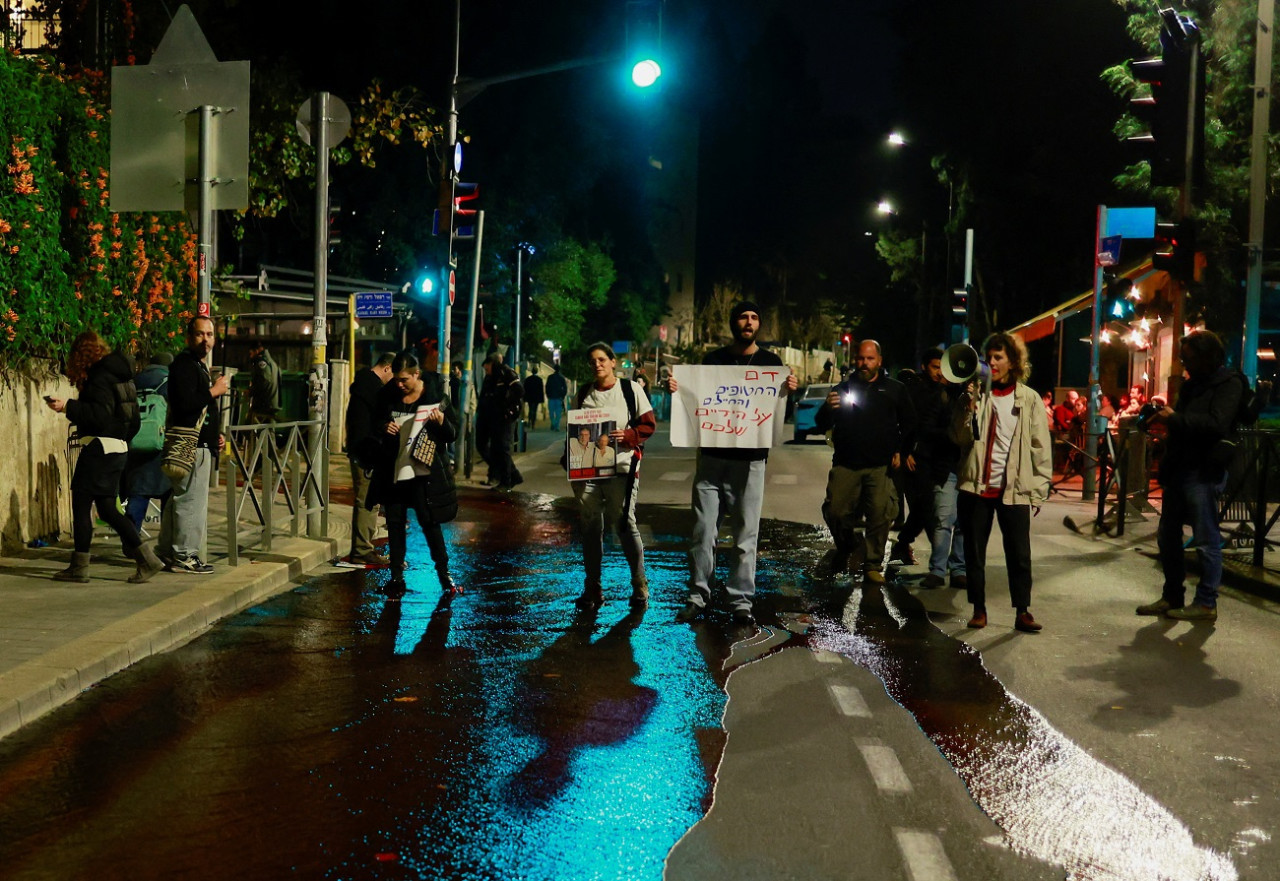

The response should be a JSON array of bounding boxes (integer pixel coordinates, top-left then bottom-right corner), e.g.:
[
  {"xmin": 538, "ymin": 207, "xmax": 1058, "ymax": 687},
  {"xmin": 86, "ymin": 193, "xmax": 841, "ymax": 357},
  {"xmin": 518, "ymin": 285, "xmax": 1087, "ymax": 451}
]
[{"xmin": 792, "ymin": 383, "xmax": 834, "ymax": 442}]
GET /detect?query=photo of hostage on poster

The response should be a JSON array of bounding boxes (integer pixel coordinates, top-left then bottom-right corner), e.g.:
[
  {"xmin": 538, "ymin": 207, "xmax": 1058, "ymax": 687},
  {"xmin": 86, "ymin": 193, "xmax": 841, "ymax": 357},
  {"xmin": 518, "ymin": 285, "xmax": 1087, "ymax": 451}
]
[
  {"xmin": 668, "ymin": 365, "xmax": 789, "ymax": 448},
  {"xmin": 565, "ymin": 409, "xmax": 619, "ymax": 480}
]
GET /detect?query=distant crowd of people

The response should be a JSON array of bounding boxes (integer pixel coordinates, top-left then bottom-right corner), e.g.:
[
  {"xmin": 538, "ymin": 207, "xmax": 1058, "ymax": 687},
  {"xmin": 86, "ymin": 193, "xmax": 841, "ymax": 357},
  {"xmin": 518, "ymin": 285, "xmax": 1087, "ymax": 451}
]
[{"xmin": 46, "ymin": 309, "xmax": 1242, "ymax": 631}]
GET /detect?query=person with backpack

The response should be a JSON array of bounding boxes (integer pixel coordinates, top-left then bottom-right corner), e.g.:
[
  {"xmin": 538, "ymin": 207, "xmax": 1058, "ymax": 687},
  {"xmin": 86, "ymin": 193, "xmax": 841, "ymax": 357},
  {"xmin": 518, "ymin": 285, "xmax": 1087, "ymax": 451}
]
[
  {"xmin": 546, "ymin": 363, "xmax": 569, "ymax": 431},
  {"xmin": 123, "ymin": 352, "xmax": 173, "ymax": 534},
  {"xmin": 44, "ymin": 331, "xmax": 165, "ymax": 584},
  {"xmin": 570, "ymin": 342, "xmax": 656, "ymax": 612},
  {"xmin": 246, "ymin": 342, "xmax": 282, "ymax": 424},
  {"xmin": 1137, "ymin": 330, "xmax": 1244, "ymax": 622}
]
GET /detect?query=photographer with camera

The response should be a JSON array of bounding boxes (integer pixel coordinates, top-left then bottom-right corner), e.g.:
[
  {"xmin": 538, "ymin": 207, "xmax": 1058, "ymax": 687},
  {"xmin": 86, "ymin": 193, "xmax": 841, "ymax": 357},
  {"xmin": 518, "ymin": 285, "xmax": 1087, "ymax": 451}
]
[{"xmin": 1136, "ymin": 330, "xmax": 1241, "ymax": 622}]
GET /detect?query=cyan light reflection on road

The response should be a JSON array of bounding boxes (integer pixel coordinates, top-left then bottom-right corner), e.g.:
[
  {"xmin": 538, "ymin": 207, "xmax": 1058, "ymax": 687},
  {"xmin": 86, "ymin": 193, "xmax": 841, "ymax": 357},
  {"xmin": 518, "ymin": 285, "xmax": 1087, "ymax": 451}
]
[{"xmin": 322, "ymin": 502, "xmax": 731, "ymax": 881}]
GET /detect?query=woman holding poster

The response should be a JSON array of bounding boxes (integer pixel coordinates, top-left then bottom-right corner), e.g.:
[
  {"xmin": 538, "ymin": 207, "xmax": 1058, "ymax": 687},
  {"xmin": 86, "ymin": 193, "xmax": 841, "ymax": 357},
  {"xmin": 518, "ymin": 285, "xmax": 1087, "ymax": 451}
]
[
  {"xmin": 360, "ymin": 350, "xmax": 460, "ymax": 598},
  {"xmin": 569, "ymin": 342, "xmax": 657, "ymax": 612}
]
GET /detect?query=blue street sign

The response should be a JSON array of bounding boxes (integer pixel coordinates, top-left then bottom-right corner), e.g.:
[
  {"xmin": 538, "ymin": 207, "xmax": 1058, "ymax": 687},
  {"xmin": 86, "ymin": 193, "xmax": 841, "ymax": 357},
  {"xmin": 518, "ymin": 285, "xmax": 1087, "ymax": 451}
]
[
  {"xmin": 354, "ymin": 291, "xmax": 394, "ymax": 319},
  {"xmin": 1104, "ymin": 207, "xmax": 1156, "ymax": 240}
]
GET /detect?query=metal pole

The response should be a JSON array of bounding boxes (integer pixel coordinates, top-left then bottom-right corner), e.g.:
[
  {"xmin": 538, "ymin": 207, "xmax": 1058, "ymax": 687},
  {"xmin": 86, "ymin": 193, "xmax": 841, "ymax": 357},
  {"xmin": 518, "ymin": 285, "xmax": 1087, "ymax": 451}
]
[
  {"xmin": 309, "ymin": 92, "xmax": 331, "ymax": 536},
  {"xmin": 962, "ymin": 229, "xmax": 974, "ymax": 345},
  {"xmin": 197, "ymin": 105, "xmax": 214, "ymax": 315},
  {"xmin": 1242, "ymin": 0, "xmax": 1274, "ymax": 382},
  {"xmin": 515, "ymin": 247, "xmax": 524, "ymax": 368},
  {"xmin": 456, "ymin": 210, "xmax": 485, "ymax": 477},
  {"xmin": 1084, "ymin": 205, "xmax": 1106, "ymax": 501}
]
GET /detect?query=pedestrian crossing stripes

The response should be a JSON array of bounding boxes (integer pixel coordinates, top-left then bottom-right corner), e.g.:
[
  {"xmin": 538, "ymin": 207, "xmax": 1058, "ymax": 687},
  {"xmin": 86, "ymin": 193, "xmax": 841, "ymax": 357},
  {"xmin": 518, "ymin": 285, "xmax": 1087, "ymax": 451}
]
[
  {"xmin": 893, "ymin": 829, "xmax": 958, "ymax": 881},
  {"xmin": 659, "ymin": 472, "xmax": 690, "ymax": 481},
  {"xmin": 770, "ymin": 473, "xmax": 798, "ymax": 485}
]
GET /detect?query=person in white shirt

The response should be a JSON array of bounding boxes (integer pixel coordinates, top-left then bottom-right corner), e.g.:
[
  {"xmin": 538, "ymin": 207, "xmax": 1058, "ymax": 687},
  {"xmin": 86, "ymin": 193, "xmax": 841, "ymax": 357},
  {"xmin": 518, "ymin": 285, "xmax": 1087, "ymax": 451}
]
[
  {"xmin": 572, "ymin": 343, "xmax": 657, "ymax": 612},
  {"xmin": 950, "ymin": 332, "xmax": 1052, "ymax": 633},
  {"xmin": 592, "ymin": 432, "xmax": 616, "ymax": 469}
]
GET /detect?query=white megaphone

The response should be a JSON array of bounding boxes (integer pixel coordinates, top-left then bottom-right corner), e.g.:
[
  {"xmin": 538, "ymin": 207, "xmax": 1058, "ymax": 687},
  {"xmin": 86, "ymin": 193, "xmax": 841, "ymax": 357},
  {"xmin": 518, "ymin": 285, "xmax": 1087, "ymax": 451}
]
[{"xmin": 941, "ymin": 343, "xmax": 983, "ymax": 385}]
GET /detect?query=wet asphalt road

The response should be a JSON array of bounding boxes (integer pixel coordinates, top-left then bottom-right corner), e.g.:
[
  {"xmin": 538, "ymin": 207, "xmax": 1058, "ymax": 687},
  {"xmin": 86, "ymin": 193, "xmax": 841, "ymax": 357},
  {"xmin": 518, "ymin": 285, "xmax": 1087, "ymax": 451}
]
[{"xmin": 0, "ymin": 478, "xmax": 1267, "ymax": 880}]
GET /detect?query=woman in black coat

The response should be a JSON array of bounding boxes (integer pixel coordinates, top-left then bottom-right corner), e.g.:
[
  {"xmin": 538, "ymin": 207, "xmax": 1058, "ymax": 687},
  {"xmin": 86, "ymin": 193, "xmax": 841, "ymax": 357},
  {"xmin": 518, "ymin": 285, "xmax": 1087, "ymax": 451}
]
[
  {"xmin": 362, "ymin": 350, "xmax": 460, "ymax": 597},
  {"xmin": 45, "ymin": 332, "xmax": 165, "ymax": 584}
]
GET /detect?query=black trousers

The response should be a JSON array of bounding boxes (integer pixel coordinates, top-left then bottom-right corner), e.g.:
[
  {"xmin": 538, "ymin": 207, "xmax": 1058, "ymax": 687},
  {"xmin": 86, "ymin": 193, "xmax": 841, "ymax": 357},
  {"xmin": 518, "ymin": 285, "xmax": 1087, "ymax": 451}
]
[
  {"xmin": 897, "ymin": 468, "xmax": 936, "ymax": 546},
  {"xmin": 73, "ymin": 490, "xmax": 142, "ymax": 553},
  {"xmin": 959, "ymin": 491, "xmax": 1033, "ymax": 610},
  {"xmin": 385, "ymin": 501, "xmax": 449, "ymax": 577},
  {"xmin": 482, "ymin": 420, "xmax": 520, "ymax": 486}
]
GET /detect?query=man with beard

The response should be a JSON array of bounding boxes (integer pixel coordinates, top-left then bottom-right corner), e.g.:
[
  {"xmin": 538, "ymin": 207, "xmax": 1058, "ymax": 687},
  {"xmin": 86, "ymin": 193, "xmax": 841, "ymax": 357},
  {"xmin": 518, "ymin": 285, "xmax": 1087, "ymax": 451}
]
[
  {"xmin": 815, "ymin": 339, "xmax": 917, "ymax": 584},
  {"xmin": 667, "ymin": 302, "xmax": 798, "ymax": 626},
  {"xmin": 158, "ymin": 316, "xmax": 230, "ymax": 574}
]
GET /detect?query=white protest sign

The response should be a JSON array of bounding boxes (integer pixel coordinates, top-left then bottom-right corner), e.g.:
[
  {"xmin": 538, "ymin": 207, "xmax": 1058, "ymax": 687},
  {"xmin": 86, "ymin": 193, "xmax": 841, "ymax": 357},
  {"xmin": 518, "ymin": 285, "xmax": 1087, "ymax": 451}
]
[{"xmin": 670, "ymin": 365, "xmax": 788, "ymax": 448}]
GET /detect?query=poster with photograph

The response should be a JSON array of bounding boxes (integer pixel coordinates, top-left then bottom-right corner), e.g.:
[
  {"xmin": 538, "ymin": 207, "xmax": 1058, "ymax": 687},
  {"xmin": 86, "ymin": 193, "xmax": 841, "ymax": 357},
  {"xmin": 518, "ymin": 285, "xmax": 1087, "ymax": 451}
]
[{"xmin": 565, "ymin": 409, "xmax": 619, "ymax": 481}]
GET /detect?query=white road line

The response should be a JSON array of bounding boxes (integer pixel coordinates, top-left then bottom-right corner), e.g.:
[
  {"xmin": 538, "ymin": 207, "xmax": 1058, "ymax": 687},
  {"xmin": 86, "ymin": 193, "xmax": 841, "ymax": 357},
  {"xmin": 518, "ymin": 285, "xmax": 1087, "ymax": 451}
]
[
  {"xmin": 770, "ymin": 473, "xmax": 798, "ymax": 485},
  {"xmin": 893, "ymin": 829, "xmax": 958, "ymax": 881},
  {"xmin": 828, "ymin": 683, "xmax": 870, "ymax": 717},
  {"xmin": 857, "ymin": 740, "xmax": 913, "ymax": 794},
  {"xmin": 660, "ymin": 471, "xmax": 690, "ymax": 481},
  {"xmin": 812, "ymin": 649, "xmax": 844, "ymax": 665}
]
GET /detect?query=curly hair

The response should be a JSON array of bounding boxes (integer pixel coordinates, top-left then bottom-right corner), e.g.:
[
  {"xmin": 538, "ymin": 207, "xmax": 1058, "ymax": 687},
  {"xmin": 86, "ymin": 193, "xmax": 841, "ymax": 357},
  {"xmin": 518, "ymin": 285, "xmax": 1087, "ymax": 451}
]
[
  {"xmin": 66, "ymin": 331, "xmax": 110, "ymax": 390},
  {"xmin": 982, "ymin": 331, "xmax": 1031, "ymax": 383}
]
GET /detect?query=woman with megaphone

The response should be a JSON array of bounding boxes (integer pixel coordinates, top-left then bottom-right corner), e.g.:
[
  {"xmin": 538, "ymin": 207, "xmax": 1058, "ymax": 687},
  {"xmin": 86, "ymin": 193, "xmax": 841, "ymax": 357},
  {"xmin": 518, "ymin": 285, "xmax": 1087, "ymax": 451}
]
[{"xmin": 949, "ymin": 332, "xmax": 1053, "ymax": 632}]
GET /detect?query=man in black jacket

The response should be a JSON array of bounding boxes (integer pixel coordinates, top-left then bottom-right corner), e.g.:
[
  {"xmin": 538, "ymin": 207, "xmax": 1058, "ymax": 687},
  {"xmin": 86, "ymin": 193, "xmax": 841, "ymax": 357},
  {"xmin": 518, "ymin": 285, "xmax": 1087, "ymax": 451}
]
[
  {"xmin": 1138, "ymin": 330, "xmax": 1242, "ymax": 622},
  {"xmin": 478, "ymin": 352, "xmax": 524, "ymax": 490},
  {"xmin": 345, "ymin": 352, "xmax": 394, "ymax": 565},
  {"xmin": 815, "ymin": 339, "xmax": 917, "ymax": 583},
  {"xmin": 157, "ymin": 316, "xmax": 229, "ymax": 574}
]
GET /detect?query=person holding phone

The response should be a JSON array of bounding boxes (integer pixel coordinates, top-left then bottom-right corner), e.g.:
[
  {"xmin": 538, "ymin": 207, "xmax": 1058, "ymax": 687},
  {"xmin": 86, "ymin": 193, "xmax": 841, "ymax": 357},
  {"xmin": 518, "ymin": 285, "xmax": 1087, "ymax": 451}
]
[{"xmin": 46, "ymin": 331, "xmax": 164, "ymax": 584}]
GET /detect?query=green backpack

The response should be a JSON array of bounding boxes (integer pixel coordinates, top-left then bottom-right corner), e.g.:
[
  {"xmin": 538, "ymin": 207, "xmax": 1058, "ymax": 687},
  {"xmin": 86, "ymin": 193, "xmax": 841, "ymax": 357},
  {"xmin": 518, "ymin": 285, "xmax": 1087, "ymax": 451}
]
[{"xmin": 132, "ymin": 377, "xmax": 169, "ymax": 453}]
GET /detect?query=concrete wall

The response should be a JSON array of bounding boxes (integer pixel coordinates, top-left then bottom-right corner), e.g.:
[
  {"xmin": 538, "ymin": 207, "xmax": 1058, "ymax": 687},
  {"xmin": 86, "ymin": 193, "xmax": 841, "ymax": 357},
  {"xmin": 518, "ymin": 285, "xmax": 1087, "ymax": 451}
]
[{"xmin": 1, "ymin": 367, "xmax": 76, "ymax": 554}]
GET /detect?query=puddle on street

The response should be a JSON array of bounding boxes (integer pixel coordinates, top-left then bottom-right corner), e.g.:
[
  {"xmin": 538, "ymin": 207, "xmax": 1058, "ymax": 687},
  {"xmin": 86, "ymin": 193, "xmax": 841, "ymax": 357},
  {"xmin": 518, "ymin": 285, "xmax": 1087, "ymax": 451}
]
[
  {"xmin": 0, "ymin": 490, "xmax": 1246, "ymax": 880},
  {"xmin": 800, "ymin": 579, "xmax": 1239, "ymax": 881}
]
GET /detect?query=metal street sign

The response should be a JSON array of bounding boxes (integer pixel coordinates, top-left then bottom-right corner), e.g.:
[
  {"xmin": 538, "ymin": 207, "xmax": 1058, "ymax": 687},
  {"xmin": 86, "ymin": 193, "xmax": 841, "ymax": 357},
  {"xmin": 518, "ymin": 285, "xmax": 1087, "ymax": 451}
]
[
  {"xmin": 110, "ymin": 6, "xmax": 249, "ymax": 211},
  {"xmin": 448, "ymin": 270, "xmax": 456, "ymax": 306},
  {"xmin": 296, "ymin": 96, "xmax": 352, "ymax": 149},
  {"xmin": 354, "ymin": 291, "xmax": 394, "ymax": 318},
  {"xmin": 1104, "ymin": 207, "xmax": 1156, "ymax": 240}
]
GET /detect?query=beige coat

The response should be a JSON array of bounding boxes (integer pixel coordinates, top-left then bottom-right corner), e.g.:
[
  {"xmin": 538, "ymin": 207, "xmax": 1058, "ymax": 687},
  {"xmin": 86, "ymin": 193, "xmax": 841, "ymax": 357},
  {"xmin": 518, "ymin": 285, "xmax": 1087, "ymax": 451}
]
[{"xmin": 951, "ymin": 381, "xmax": 1053, "ymax": 505}]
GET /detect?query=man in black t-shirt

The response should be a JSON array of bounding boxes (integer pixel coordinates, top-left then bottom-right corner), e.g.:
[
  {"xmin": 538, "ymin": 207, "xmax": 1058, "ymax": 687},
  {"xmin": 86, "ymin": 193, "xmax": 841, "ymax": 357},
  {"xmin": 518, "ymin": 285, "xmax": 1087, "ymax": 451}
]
[{"xmin": 668, "ymin": 302, "xmax": 797, "ymax": 626}]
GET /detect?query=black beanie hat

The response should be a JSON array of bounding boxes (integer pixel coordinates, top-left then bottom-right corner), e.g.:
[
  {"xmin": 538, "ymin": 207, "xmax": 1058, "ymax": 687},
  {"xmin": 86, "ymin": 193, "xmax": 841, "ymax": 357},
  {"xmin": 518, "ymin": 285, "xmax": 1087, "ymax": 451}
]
[{"xmin": 730, "ymin": 301, "xmax": 761, "ymax": 325}]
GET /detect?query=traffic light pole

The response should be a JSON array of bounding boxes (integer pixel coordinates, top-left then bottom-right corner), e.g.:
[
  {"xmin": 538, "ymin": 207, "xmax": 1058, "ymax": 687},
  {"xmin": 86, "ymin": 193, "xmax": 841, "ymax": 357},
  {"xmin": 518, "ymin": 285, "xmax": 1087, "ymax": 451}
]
[
  {"xmin": 1242, "ymin": 0, "xmax": 1275, "ymax": 382},
  {"xmin": 456, "ymin": 210, "xmax": 484, "ymax": 478},
  {"xmin": 1084, "ymin": 205, "xmax": 1107, "ymax": 502}
]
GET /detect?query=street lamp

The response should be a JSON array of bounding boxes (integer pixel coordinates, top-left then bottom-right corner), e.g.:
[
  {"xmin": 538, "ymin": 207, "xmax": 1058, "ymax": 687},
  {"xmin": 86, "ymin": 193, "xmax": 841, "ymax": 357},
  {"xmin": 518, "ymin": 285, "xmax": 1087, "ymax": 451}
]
[
  {"xmin": 876, "ymin": 199, "xmax": 896, "ymax": 216},
  {"xmin": 514, "ymin": 243, "xmax": 535, "ymax": 371},
  {"xmin": 887, "ymin": 131, "xmax": 907, "ymax": 147}
]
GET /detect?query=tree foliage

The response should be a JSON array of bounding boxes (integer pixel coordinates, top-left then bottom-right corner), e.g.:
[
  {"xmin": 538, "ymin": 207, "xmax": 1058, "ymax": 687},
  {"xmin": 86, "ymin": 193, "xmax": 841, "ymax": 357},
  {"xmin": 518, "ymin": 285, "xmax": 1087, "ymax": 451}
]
[{"xmin": 1104, "ymin": 0, "xmax": 1280, "ymax": 334}]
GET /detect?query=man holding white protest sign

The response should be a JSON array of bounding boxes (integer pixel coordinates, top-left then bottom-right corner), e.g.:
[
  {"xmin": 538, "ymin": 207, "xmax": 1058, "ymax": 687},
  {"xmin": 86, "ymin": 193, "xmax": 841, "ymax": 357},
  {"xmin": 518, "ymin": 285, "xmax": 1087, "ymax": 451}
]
[{"xmin": 667, "ymin": 302, "xmax": 797, "ymax": 626}]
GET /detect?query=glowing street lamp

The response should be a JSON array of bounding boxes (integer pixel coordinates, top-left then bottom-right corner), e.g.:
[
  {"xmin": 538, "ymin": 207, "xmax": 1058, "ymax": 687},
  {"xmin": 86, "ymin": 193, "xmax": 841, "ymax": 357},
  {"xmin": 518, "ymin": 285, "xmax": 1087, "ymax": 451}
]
[
  {"xmin": 876, "ymin": 199, "xmax": 896, "ymax": 215},
  {"xmin": 887, "ymin": 131, "xmax": 907, "ymax": 147}
]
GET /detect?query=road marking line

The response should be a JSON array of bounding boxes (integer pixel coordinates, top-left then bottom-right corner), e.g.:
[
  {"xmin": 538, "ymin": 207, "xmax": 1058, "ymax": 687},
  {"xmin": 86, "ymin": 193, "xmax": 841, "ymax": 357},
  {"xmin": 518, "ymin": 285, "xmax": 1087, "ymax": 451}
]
[
  {"xmin": 893, "ymin": 829, "xmax": 958, "ymax": 881},
  {"xmin": 770, "ymin": 473, "xmax": 798, "ymax": 485},
  {"xmin": 812, "ymin": 649, "xmax": 843, "ymax": 664},
  {"xmin": 660, "ymin": 471, "xmax": 690, "ymax": 481},
  {"xmin": 828, "ymin": 683, "xmax": 870, "ymax": 717},
  {"xmin": 857, "ymin": 740, "xmax": 913, "ymax": 794}
]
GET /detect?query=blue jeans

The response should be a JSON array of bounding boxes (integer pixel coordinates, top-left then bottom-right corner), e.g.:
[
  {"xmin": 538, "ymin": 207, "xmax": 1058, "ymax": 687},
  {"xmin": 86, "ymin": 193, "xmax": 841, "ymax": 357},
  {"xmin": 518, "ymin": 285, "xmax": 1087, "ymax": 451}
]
[
  {"xmin": 549, "ymin": 398, "xmax": 565, "ymax": 431},
  {"xmin": 688, "ymin": 454, "xmax": 766, "ymax": 611},
  {"xmin": 928, "ymin": 472, "xmax": 965, "ymax": 577},
  {"xmin": 1157, "ymin": 474, "xmax": 1226, "ymax": 608}
]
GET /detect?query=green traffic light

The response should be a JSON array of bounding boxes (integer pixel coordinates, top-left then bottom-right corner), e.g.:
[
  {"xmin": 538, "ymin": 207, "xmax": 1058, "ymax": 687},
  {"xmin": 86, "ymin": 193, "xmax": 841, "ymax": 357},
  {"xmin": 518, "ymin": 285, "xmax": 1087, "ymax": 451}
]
[
  {"xmin": 631, "ymin": 59, "xmax": 662, "ymax": 88},
  {"xmin": 418, "ymin": 276, "xmax": 434, "ymax": 296}
]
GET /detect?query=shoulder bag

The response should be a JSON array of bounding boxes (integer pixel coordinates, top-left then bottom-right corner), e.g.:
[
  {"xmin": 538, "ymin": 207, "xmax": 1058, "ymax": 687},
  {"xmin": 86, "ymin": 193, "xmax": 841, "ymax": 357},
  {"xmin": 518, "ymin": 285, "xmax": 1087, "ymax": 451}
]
[{"xmin": 161, "ymin": 409, "xmax": 207, "ymax": 483}]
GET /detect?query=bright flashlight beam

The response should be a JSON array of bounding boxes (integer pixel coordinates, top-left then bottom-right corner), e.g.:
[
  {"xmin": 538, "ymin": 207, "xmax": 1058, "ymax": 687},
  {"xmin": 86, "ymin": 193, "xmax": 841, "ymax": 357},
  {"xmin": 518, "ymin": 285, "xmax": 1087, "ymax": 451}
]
[{"xmin": 631, "ymin": 59, "xmax": 662, "ymax": 88}]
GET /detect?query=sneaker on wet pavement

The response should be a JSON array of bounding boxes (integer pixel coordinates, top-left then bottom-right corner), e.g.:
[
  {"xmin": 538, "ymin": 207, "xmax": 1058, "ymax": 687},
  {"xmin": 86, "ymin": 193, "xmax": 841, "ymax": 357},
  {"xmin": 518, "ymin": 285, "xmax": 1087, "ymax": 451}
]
[
  {"xmin": 1166, "ymin": 603, "xmax": 1217, "ymax": 622},
  {"xmin": 732, "ymin": 608, "xmax": 756, "ymax": 626},
  {"xmin": 169, "ymin": 554, "xmax": 214, "ymax": 575},
  {"xmin": 814, "ymin": 550, "xmax": 848, "ymax": 579}
]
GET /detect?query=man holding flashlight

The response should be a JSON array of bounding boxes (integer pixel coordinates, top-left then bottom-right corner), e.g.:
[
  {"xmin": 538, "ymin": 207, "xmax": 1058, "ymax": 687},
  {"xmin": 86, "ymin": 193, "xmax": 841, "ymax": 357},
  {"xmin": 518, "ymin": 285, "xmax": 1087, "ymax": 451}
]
[{"xmin": 815, "ymin": 339, "xmax": 917, "ymax": 583}]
